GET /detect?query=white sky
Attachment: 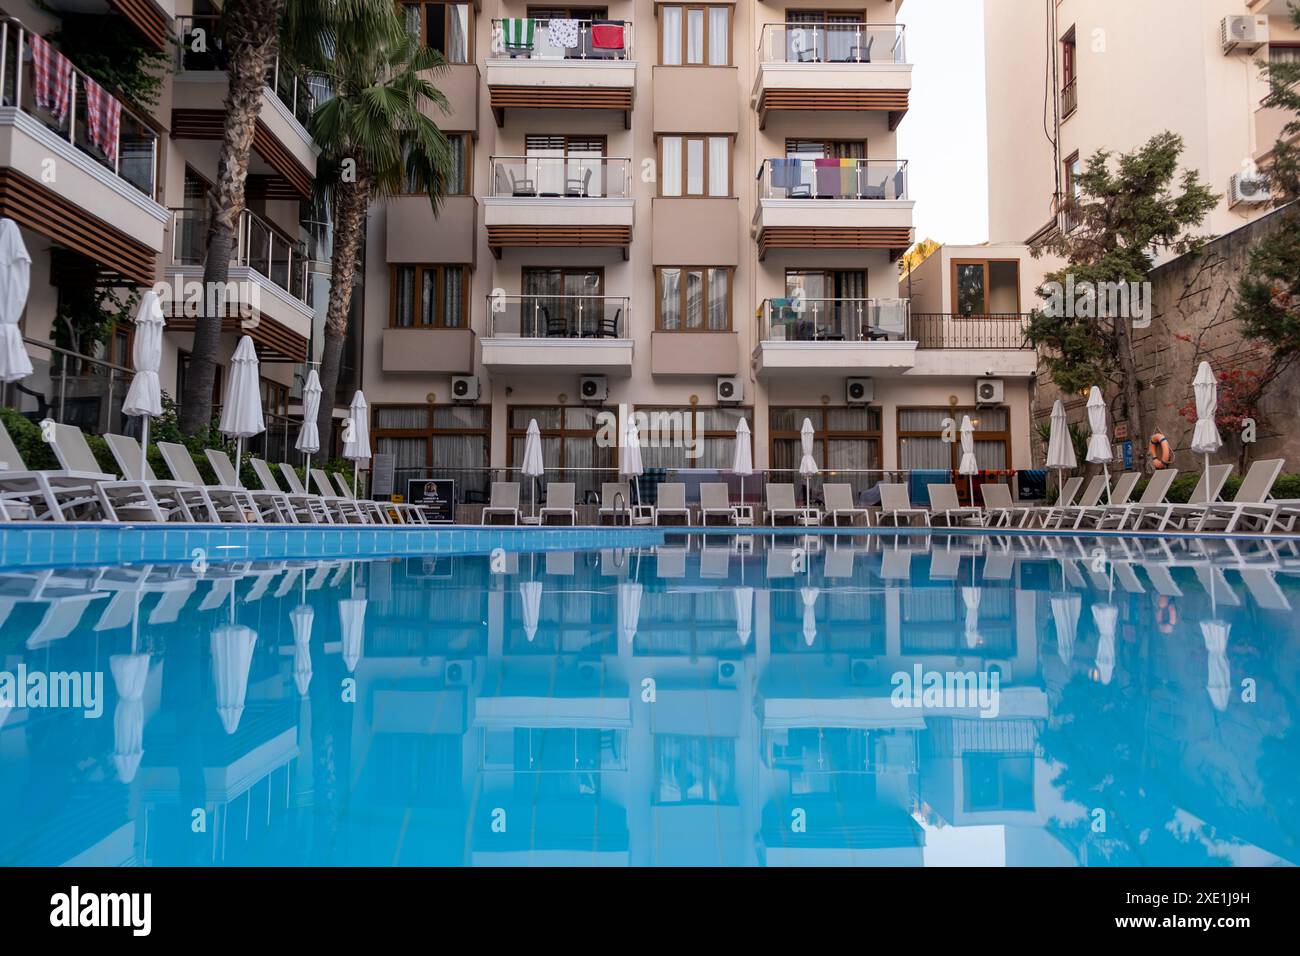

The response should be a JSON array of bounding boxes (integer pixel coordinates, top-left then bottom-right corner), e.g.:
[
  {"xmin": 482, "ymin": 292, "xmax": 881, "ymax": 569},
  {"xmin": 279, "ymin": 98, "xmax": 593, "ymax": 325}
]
[{"xmin": 897, "ymin": 0, "xmax": 990, "ymax": 245}]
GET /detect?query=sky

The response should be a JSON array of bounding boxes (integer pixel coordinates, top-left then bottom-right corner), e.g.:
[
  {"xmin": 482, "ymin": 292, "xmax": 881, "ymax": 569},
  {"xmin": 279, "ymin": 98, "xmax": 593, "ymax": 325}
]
[{"xmin": 897, "ymin": 0, "xmax": 990, "ymax": 245}]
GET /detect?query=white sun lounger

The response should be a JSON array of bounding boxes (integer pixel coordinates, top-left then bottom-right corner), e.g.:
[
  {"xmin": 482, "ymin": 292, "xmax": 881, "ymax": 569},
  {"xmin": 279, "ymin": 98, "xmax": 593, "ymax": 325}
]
[
  {"xmin": 47, "ymin": 423, "xmax": 178, "ymax": 522},
  {"xmin": 104, "ymin": 434, "xmax": 220, "ymax": 522},
  {"xmin": 250, "ymin": 458, "xmax": 331, "ymax": 524},
  {"xmin": 928, "ymin": 483, "xmax": 983, "ymax": 527},
  {"xmin": 823, "ymin": 483, "xmax": 869, "ymax": 526},
  {"xmin": 482, "ymin": 481, "xmax": 521, "ymax": 525},
  {"xmin": 206, "ymin": 449, "xmax": 294, "ymax": 523},
  {"xmin": 654, "ymin": 483, "xmax": 691, "ymax": 526},
  {"xmin": 1130, "ymin": 464, "xmax": 1232, "ymax": 531},
  {"xmin": 308, "ymin": 468, "xmax": 371, "ymax": 523},
  {"xmin": 539, "ymin": 482, "xmax": 577, "ymax": 525},
  {"xmin": 877, "ymin": 483, "xmax": 929, "ymax": 527},
  {"xmin": 157, "ymin": 442, "xmax": 257, "ymax": 523},
  {"xmin": 700, "ymin": 483, "xmax": 737, "ymax": 526}
]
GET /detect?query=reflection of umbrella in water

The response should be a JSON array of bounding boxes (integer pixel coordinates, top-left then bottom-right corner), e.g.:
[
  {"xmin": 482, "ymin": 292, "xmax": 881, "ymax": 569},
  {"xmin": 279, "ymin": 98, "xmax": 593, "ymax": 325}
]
[
  {"xmin": 520, "ymin": 580, "xmax": 543, "ymax": 642},
  {"xmin": 1050, "ymin": 593, "xmax": 1081, "ymax": 666},
  {"xmin": 1201, "ymin": 567, "xmax": 1231, "ymax": 712},
  {"xmin": 961, "ymin": 585, "xmax": 982, "ymax": 649},
  {"xmin": 618, "ymin": 580, "xmax": 643, "ymax": 644},
  {"xmin": 110, "ymin": 652, "xmax": 150, "ymax": 783},
  {"xmin": 1092, "ymin": 603, "xmax": 1118, "ymax": 685},
  {"xmin": 290, "ymin": 603, "xmax": 314, "ymax": 697},
  {"xmin": 734, "ymin": 586, "xmax": 754, "ymax": 646},
  {"xmin": 338, "ymin": 561, "xmax": 367, "ymax": 673},
  {"xmin": 211, "ymin": 583, "xmax": 257, "ymax": 735},
  {"xmin": 800, "ymin": 586, "xmax": 818, "ymax": 646}
]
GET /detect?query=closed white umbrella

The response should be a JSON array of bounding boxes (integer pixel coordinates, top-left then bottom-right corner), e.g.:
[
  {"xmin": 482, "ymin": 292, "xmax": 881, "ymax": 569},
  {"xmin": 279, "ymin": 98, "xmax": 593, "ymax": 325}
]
[
  {"xmin": 800, "ymin": 586, "xmax": 819, "ymax": 646},
  {"xmin": 520, "ymin": 580, "xmax": 543, "ymax": 642},
  {"xmin": 121, "ymin": 291, "xmax": 165, "ymax": 476},
  {"xmin": 1190, "ymin": 361, "xmax": 1222, "ymax": 493},
  {"xmin": 1202, "ymin": 620, "xmax": 1231, "ymax": 712},
  {"xmin": 734, "ymin": 586, "xmax": 754, "ymax": 646},
  {"xmin": 961, "ymin": 585, "xmax": 982, "ymax": 649},
  {"xmin": 1092, "ymin": 602, "xmax": 1118, "ymax": 686},
  {"xmin": 521, "ymin": 418, "xmax": 545, "ymax": 519},
  {"xmin": 211, "ymin": 622, "xmax": 257, "ymax": 734},
  {"xmin": 1050, "ymin": 593, "xmax": 1081, "ymax": 666},
  {"xmin": 620, "ymin": 414, "xmax": 643, "ymax": 510},
  {"xmin": 342, "ymin": 390, "xmax": 371, "ymax": 495},
  {"xmin": 618, "ymin": 580, "xmax": 642, "ymax": 644},
  {"xmin": 219, "ymin": 335, "xmax": 265, "ymax": 487},
  {"xmin": 1085, "ymin": 386, "xmax": 1112, "ymax": 502},
  {"xmin": 799, "ymin": 418, "xmax": 818, "ymax": 522},
  {"xmin": 0, "ymin": 218, "xmax": 33, "ymax": 384},
  {"xmin": 290, "ymin": 604, "xmax": 314, "ymax": 697},
  {"xmin": 296, "ymin": 368, "xmax": 322, "ymax": 475},
  {"xmin": 1046, "ymin": 399, "xmax": 1077, "ymax": 497},
  {"xmin": 958, "ymin": 415, "xmax": 978, "ymax": 489},
  {"xmin": 733, "ymin": 418, "xmax": 754, "ymax": 513}
]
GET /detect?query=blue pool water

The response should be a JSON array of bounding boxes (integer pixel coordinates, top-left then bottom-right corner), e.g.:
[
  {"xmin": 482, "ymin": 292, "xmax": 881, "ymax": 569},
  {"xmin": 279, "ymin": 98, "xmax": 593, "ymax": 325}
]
[{"xmin": 0, "ymin": 530, "xmax": 1297, "ymax": 867}]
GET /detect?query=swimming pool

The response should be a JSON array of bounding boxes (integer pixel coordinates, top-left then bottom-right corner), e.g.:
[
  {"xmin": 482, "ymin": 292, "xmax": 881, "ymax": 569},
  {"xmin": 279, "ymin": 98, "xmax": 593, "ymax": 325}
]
[{"xmin": 0, "ymin": 529, "xmax": 1296, "ymax": 867}]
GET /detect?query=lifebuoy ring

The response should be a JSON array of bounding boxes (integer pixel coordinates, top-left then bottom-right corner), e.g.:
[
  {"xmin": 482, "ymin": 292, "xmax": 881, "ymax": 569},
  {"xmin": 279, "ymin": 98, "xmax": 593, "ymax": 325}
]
[
  {"xmin": 1156, "ymin": 595, "xmax": 1178, "ymax": 634},
  {"xmin": 1149, "ymin": 432, "xmax": 1172, "ymax": 469}
]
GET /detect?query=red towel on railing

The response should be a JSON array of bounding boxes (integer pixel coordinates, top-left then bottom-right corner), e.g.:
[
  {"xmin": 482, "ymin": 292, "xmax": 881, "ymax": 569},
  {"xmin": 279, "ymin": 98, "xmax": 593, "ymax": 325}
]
[
  {"xmin": 590, "ymin": 21, "xmax": 624, "ymax": 50},
  {"xmin": 83, "ymin": 77, "xmax": 120, "ymax": 164},
  {"xmin": 29, "ymin": 35, "xmax": 73, "ymax": 124}
]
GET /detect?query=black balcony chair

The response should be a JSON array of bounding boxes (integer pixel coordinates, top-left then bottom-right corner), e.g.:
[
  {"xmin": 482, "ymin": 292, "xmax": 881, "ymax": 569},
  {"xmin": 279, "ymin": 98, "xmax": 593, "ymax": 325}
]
[
  {"xmin": 566, "ymin": 167, "xmax": 594, "ymax": 198},
  {"xmin": 581, "ymin": 308, "xmax": 621, "ymax": 338},
  {"xmin": 542, "ymin": 307, "xmax": 573, "ymax": 338}
]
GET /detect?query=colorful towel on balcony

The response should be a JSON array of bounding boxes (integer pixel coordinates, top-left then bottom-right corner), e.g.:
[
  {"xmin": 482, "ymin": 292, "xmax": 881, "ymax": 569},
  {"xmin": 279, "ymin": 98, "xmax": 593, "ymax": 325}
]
[
  {"xmin": 83, "ymin": 77, "xmax": 120, "ymax": 165},
  {"xmin": 814, "ymin": 157, "xmax": 841, "ymax": 197},
  {"xmin": 590, "ymin": 20, "xmax": 625, "ymax": 51},
  {"xmin": 547, "ymin": 18, "xmax": 580, "ymax": 49},
  {"xmin": 768, "ymin": 158, "xmax": 801, "ymax": 190},
  {"xmin": 502, "ymin": 18, "xmax": 536, "ymax": 52},
  {"xmin": 29, "ymin": 35, "xmax": 73, "ymax": 124},
  {"xmin": 839, "ymin": 158, "xmax": 857, "ymax": 197}
]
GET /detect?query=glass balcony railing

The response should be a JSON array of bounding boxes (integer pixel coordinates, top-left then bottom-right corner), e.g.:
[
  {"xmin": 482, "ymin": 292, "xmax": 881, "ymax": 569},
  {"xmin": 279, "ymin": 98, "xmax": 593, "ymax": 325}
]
[
  {"xmin": 175, "ymin": 15, "xmax": 316, "ymax": 127},
  {"xmin": 489, "ymin": 156, "xmax": 631, "ymax": 198},
  {"xmin": 491, "ymin": 18, "xmax": 632, "ymax": 60},
  {"xmin": 172, "ymin": 208, "xmax": 311, "ymax": 306},
  {"xmin": 758, "ymin": 298, "xmax": 910, "ymax": 343},
  {"xmin": 0, "ymin": 18, "xmax": 159, "ymax": 199},
  {"xmin": 487, "ymin": 294, "xmax": 630, "ymax": 338},
  {"xmin": 757, "ymin": 158, "xmax": 908, "ymax": 200},
  {"xmin": 759, "ymin": 22, "xmax": 906, "ymax": 65}
]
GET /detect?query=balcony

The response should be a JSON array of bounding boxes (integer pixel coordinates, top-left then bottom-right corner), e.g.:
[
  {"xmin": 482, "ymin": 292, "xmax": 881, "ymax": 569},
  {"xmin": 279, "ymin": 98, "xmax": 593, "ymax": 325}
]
[
  {"xmin": 1061, "ymin": 78, "xmax": 1077, "ymax": 120},
  {"xmin": 909, "ymin": 313, "xmax": 1036, "ymax": 376},
  {"xmin": 479, "ymin": 294, "xmax": 633, "ymax": 375},
  {"xmin": 172, "ymin": 16, "xmax": 318, "ymax": 199},
  {"xmin": 485, "ymin": 18, "xmax": 636, "ymax": 127},
  {"xmin": 162, "ymin": 208, "xmax": 314, "ymax": 362},
  {"xmin": 752, "ymin": 297, "xmax": 915, "ymax": 377},
  {"xmin": 754, "ymin": 23, "xmax": 910, "ymax": 129},
  {"xmin": 484, "ymin": 156, "xmax": 634, "ymax": 258},
  {"xmin": 0, "ymin": 17, "xmax": 168, "ymax": 284},
  {"xmin": 752, "ymin": 158, "xmax": 914, "ymax": 259},
  {"xmin": 381, "ymin": 327, "xmax": 476, "ymax": 374}
]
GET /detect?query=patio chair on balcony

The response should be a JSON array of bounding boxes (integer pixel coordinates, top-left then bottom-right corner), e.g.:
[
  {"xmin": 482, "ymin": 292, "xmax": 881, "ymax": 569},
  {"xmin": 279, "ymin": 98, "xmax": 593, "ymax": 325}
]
[
  {"xmin": 581, "ymin": 308, "xmax": 621, "ymax": 338},
  {"xmin": 508, "ymin": 169, "xmax": 537, "ymax": 197},
  {"xmin": 543, "ymin": 307, "xmax": 573, "ymax": 338},
  {"xmin": 858, "ymin": 179, "xmax": 887, "ymax": 200},
  {"xmin": 566, "ymin": 167, "xmax": 593, "ymax": 197}
]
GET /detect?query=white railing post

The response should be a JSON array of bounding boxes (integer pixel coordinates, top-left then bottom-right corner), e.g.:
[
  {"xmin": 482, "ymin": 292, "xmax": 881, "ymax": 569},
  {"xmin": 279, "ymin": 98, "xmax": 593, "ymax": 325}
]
[
  {"xmin": 14, "ymin": 27, "xmax": 23, "ymax": 108},
  {"xmin": 0, "ymin": 23, "xmax": 9, "ymax": 106}
]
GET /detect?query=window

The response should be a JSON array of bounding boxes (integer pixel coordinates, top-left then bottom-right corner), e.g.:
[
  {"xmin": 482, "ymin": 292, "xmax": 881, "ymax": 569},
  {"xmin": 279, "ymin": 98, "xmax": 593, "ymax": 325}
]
[
  {"xmin": 389, "ymin": 265, "xmax": 469, "ymax": 328},
  {"xmin": 659, "ymin": 135, "xmax": 730, "ymax": 196},
  {"xmin": 660, "ymin": 5, "xmax": 730, "ymax": 66},
  {"xmin": 373, "ymin": 404, "xmax": 490, "ymax": 501},
  {"xmin": 784, "ymin": 10, "xmax": 865, "ymax": 63},
  {"xmin": 770, "ymin": 406, "xmax": 882, "ymax": 474},
  {"xmin": 403, "ymin": 133, "xmax": 470, "ymax": 195},
  {"xmin": 656, "ymin": 267, "xmax": 731, "ymax": 330},
  {"xmin": 523, "ymin": 134, "xmax": 614, "ymax": 197},
  {"xmin": 952, "ymin": 260, "xmax": 1021, "ymax": 316},
  {"xmin": 655, "ymin": 736, "xmax": 736, "ymax": 805},
  {"xmin": 1269, "ymin": 44, "xmax": 1300, "ymax": 65},
  {"xmin": 1062, "ymin": 152, "xmax": 1082, "ymax": 230},
  {"xmin": 403, "ymin": 2, "xmax": 472, "ymax": 63},
  {"xmin": 964, "ymin": 754, "xmax": 1035, "ymax": 812},
  {"xmin": 508, "ymin": 406, "xmax": 615, "ymax": 505},
  {"xmin": 636, "ymin": 406, "xmax": 751, "ymax": 470},
  {"xmin": 897, "ymin": 407, "xmax": 1011, "ymax": 473},
  {"xmin": 1060, "ymin": 27, "xmax": 1077, "ymax": 115},
  {"xmin": 521, "ymin": 267, "xmax": 610, "ymax": 336},
  {"xmin": 260, "ymin": 379, "xmax": 288, "ymax": 417}
]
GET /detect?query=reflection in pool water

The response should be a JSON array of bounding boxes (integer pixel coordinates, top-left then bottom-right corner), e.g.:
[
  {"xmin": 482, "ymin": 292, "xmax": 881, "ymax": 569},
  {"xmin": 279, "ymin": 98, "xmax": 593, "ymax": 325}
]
[{"xmin": 0, "ymin": 532, "xmax": 1297, "ymax": 867}]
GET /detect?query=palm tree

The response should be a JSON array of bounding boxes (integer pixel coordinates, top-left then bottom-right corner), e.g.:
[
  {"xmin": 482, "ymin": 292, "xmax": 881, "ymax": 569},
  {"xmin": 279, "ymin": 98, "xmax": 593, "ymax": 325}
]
[{"xmin": 307, "ymin": 14, "xmax": 454, "ymax": 452}]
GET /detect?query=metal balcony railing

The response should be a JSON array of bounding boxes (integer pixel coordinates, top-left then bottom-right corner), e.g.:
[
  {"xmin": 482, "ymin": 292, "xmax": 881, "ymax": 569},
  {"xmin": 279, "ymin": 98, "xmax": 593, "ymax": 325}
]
[
  {"xmin": 757, "ymin": 158, "xmax": 908, "ymax": 200},
  {"xmin": 0, "ymin": 18, "xmax": 159, "ymax": 199},
  {"xmin": 172, "ymin": 208, "xmax": 312, "ymax": 306},
  {"xmin": 489, "ymin": 155, "xmax": 631, "ymax": 198},
  {"xmin": 487, "ymin": 294, "xmax": 630, "ymax": 338},
  {"xmin": 491, "ymin": 18, "xmax": 632, "ymax": 60},
  {"xmin": 759, "ymin": 22, "xmax": 906, "ymax": 64},
  {"xmin": 758, "ymin": 298, "xmax": 911, "ymax": 343},
  {"xmin": 175, "ymin": 15, "xmax": 316, "ymax": 127},
  {"xmin": 1061, "ymin": 78, "xmax": 1078, "ymax": 118},
  {"xmin": 909, "ymin": 313, "xmax": 1032, "ymax": 350}
]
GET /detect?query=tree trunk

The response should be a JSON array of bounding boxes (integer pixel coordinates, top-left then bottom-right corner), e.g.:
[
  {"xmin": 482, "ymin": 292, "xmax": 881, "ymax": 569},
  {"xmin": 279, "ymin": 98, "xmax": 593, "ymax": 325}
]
[
  {"xmin": 179, "ymin": 0, "xmax": 283, "ymax": 435},
  {"xmin": 315, "ymin": 175, "xmax": 373, "ymax": 457},
  {"xmin": 1113, "ymin": 317, "xmax": 1151, "ymax": 459}
]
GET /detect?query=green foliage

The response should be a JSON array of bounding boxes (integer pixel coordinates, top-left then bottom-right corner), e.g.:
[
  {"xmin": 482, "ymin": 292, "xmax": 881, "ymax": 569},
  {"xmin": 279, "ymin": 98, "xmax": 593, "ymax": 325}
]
[
  {"xmin": 0, "ymin": 407, "xmax": 57, "ymax": 470},
  {"xmin": 52, "ymin": 288, "xmax": 138, "ymax": 358},
  {"xmin": 1033, "ymin": 418, "xmax": 1089, "ymax": 469},
  {"xmin": 46, "ymin": 14, "xmax": 171, "ymax": 108}
]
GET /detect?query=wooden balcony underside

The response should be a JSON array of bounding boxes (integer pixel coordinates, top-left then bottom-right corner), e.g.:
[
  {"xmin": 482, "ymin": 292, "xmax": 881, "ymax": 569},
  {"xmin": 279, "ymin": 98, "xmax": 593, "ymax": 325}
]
[
  {"xmin": 756, "ymin": 88, "xmax": 908, "ymax": 130},
  {"xmin": 488, "ymin": 86, "xmax": 633, "ymax": 128},
  {"xmin": 756, "ymin": 225, "xmax": 912, "ymax": 260},
  {"xmin": 172, "ymin": 109, "xmax": 313, "ymax": 200},
  {"xmin": 487, "ymin": 224, "xmax": 632, "ymax": 258},
  {"xmin": 165, "ymin": 314, "xmax": 308, "ymax": 363}
]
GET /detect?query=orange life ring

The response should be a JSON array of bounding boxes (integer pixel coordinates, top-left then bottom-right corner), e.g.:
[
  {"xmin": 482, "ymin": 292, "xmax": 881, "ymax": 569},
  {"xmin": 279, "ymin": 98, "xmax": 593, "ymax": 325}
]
[
  {"xmin": 1149, "ymin": 432, "xmax": 1172, "ymax": 469},
  {"xmin": 1156, "ymin": 595, "xmax": 1178, "ymax": 633}
]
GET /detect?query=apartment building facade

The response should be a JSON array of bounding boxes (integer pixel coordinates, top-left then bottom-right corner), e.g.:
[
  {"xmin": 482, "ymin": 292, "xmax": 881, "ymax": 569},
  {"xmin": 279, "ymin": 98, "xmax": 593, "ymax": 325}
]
[{"xmin": 360, "ymin": 0, "xmax": 1038, "ymax": 504}]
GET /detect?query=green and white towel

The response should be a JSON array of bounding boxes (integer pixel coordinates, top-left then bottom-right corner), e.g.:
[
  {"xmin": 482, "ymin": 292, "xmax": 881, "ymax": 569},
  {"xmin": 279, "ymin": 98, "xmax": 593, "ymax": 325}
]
[{"xmin": 502, "ymin": 18, "xmax": 536, "ymax": 51}]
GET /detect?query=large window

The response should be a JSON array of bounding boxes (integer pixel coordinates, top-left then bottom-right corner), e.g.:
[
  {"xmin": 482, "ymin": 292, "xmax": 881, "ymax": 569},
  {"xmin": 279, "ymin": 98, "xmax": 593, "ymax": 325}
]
[
  {"xmin": 373, "ymin": 404, "xmax": 490, "ymax": 499},
  {"xmin": 636, "ymin": 406, "xmax": 752, "ymax": 470},
  {"xmin": 655, "ymin": 735, "xmax": 736, "ymax": 805},
  {"xmin": 656, "ymin": 267, "xmax": 732, "ymax": 330},
  {"xmin": 659, "ymin": 135, "xmax": 730, "ymax": 196},
  {"xmin": 508, "ymin": 406, "xmax": 615, "ymax": 504},
  {"xmin": 389, "ymin": 265, "xmax": 469, "ymax": 328},
  {"xmin": 952, "ymin": 260, "xmax": 1020, "ymax": 316},
  {"xmin": 1060, "ymin": 27, "xmax": 1077, "ymax": 116},
  {"xmin": 403, "ymin": 2, "xmax": 472, "ymax": 63},
  {"xmin": 660, "ymin": 5, "xmax": 731, "ymax": 66},
  {"xmin": 523, "ymin": 134, "xmax": 611, "ymax": 197},
  {"xmin": 404, "ymin": 133, "xmax": 470, "ymax": 195},
  {"xmin": 897, "ymin": 407, "xmax": 1010, "ymax": 472},
  {"xmin": 770, "ymin": 406, "xmax": 881, "ymax": 473}
]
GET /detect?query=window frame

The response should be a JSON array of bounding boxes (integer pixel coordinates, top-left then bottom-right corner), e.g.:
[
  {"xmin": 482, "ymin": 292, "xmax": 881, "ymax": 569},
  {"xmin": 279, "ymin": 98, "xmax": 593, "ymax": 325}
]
[
  {"xmin": 654, "ymin": 266, "xmax": 733, "ymax": 331},
  {"xmin": 657, "ymin": 134, "xmax": 732, "ymax": 197},
  {"xmin": 769, "ymin": 405, "xmax": 882, "ymax": 472},
  {"xmin": 403, "ymin": 1, "xmax": 474, "ymax": 64},
  {"xmin": 658, "ymin": 4, "xmax": 732, "ymax": 67},
  {"xmin": 402, "ymin": 132, "xmax": 472, "ymax": 195},
  {"xmin": 388, "ymin": 264, "xmax": 471, "ymax": 329},
  {"xmin": 895, "ymin": 405, "xmax": 1012, "ymax": 476},
  {"xmin": 950, "ymin": 259, "xmax": 1022, "ymax": 318},
  {"xmin": 372, "ymin": 403, "xmax": 491, "ymax": 474}
]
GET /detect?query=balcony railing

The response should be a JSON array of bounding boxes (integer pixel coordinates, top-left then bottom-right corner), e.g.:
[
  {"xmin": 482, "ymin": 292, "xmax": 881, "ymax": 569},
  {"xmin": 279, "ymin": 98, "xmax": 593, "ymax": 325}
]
[
  {"xmin": 172, "ymin": 208, "xmax": 312, "ymax": 305},
  {"xmin": 0, "ymin": 18, "xmax": 159, "ymax": 199},
  {"xmin": 175, "ymin": 15, "xmax": 316, "ymax": 127},
  {"xmin": 1061, "ymin": 78, "xmax": 1077, "ymax": 118},
  {"xmin": 491, "ymin": 18, "xmax": 632, "ymax": 60},
  {"xmin": 489, "ymin": 155, "xmax": 630, "ymax": 197},
  {"xmin": 910, "ymin": 313, "xmax": 1031, "ymax": 350},
  {"xmin": 758, "ymin": 298, "xmax": 911, "ymax": 342},
  {"xmin": 759, "ymin": 22, "xmax": 906, "ymax": 64},
  {"xmin": 757, "ymin": 158, "xmax": 908, "ymax": 200},
  {"xmin": 487, "ymin": 294, "xmax": 629, "ymax": 338}
]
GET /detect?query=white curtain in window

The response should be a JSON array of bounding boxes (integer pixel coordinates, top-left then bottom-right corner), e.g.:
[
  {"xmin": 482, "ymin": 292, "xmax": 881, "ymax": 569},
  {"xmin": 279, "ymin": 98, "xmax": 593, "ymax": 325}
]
[
  {"xmin": 686, "ymin": 8, "xmax": 705, "ymax": 63},
  {"xmin": 662, "ymin": 7, "xmax": 682, "ymax": 65},
  {"xmin": 686, "ymin": 138, "xmax": 704, "ymax": 194},
  {"xmin": 659, "ymin": 269, "xmax": 681, "ymax": 329},
  {"xmin": 442, "ymin": 268, "xmax": 463, "ymax": 328},
  {"xmin": 707, "ymin": 268, "xmax": 728, "ymax": 329},
  {"xmin": 661, "ymin": 136, "xmax": 682, "ymax": 196},
  {"xmin": 447, "ymin": 5, "xmax": 470, "ymax": 62},
  {"xmin": 709, "ymin": 7, "xmax": 729, "ymax": 64},
  {"xmin": 708, "ymin": 136, "xmax": 728, "ymax": 196}
]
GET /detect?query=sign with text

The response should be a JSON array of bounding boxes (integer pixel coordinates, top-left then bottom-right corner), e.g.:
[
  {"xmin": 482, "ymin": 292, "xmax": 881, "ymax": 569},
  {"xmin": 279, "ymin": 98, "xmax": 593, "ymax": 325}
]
[{"xmin": 408, "ymin": 478, "xmax": 455, "ymax": 523}]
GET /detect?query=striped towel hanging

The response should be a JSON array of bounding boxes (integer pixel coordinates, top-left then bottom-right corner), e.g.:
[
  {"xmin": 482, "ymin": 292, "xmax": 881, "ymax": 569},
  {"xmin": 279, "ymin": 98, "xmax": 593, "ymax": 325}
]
[{"xmin": 502, "ymin": 18, "xmax": 536, "ymax": 52}]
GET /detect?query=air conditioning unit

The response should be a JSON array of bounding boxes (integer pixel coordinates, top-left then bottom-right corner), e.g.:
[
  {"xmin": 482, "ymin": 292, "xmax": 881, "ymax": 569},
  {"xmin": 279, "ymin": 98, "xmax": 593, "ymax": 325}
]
[
  {"xmin": 577, "ymin": 660, "xmax": 603, "ymax": 684},
  {"xmin": 450, "ymin": 375, "xmax": 479, "ymax": 402},
  {"xmin": 846, "ymin": 377, "xmax": 873, "ymax": 405},
  {"xmin": 716, "ymin": 375, "xmax": 743, "ymax": 403},
  {"xmin": 1229, "ymin": 171, "xmax": 1271, "ymax": 207},
  {"xmin": 579, "ymin": 375, "xmax": 608, "ymax": 402},
  {"xmin": 975, "ymin": 378, "xmax": 1004, "ymax": 405},
  {"xmin": 984, "ymin": 660, "xmax": 1013, "ymax": 684},
  {"xmin": 1221, "ymin": 15, "xmax": 1268, "ymax": 54},
  {"xmin": 716, "ymin": 660, "xmax": 740, "ymax": 687},
  {"xmin": 444, "ymin": 659, "xmax": 473, "ymax": 686},
  {"xmin": 850, "ymin": 658, "xmax": 875, "ymax": 686}
]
